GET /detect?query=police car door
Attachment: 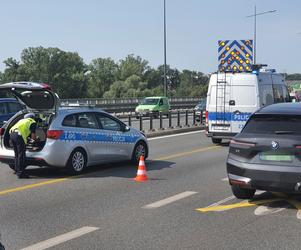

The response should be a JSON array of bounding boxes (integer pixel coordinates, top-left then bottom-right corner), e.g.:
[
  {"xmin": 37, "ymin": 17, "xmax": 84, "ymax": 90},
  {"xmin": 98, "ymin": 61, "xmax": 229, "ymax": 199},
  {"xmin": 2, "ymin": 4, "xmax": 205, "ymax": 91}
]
[
  {"xmin": 229, "ymin": 83, "xmax": 256, "ymax": 133},
  {"xmin": 76, "ymin": 112, "xmax": 107, "ymax": 163},
  {"xmin": 96, "ymin": 113, "xmax": 129, "ymax": 161}
]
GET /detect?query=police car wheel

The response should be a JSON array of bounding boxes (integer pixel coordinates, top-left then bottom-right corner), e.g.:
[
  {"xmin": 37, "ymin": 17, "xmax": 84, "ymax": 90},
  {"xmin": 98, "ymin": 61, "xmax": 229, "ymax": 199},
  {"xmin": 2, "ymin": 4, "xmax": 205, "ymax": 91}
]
[
  {"xmin": 67, "ymin": 149, "xmax": 87, "ymax": 174},
  {"xmin": 132, "ymin": 141, "xmax": 147, "ymax": 164}
]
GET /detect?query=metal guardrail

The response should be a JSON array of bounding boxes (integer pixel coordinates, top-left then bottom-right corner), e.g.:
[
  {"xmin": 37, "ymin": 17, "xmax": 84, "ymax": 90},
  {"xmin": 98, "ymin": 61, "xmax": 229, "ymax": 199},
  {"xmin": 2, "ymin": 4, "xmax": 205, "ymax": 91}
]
[
  {"xmin": 61, "ymin": 97, "xmax": 201, "ymax": 113},
  {"xmin": 119, "ymin": 110, "xmax": 205, "ymax": 132}
]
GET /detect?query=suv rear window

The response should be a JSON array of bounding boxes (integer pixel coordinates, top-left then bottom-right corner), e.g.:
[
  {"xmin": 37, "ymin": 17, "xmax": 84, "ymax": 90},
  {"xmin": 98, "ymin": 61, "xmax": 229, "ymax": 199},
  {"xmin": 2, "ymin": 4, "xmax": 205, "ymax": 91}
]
[{"xmin": 242, "ymin": 115, "xmax": 301, "ymax": 135}]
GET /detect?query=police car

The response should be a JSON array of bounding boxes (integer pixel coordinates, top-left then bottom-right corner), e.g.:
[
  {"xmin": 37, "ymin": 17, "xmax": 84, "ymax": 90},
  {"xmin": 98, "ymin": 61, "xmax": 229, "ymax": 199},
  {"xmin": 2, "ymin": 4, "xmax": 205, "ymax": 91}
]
[{"xmin": 0, "ymin": 82, "xmax": 148, "ymax": 174}]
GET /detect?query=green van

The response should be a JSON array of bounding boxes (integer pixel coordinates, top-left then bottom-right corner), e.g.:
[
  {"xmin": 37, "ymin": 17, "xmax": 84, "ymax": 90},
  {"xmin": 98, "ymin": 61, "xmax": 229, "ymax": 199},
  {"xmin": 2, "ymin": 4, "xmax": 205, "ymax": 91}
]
[{"xmin": 135, "ymin": 96, "xmax": 170, "ymax": 118}]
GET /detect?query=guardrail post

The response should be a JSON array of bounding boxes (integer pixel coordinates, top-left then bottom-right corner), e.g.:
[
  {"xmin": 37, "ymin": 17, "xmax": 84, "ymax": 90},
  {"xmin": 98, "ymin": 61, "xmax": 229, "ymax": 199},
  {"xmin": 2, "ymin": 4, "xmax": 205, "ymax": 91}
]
[
  {"xmin": 193, "ymin": 110, "xmax": 196, "ymax": 125},
  {"xmin": 139, "ymin": 115, "xmax": 143, "ymax": 131},
  {"xmin": 169, "ymin": 111, "xmax": 172, "ymax": 128},
  {"xmin": 128, "ymin": 114, "xmax": 131, "ymax": 127},
  {"xmin": 200, "ymin": 110, "xmax": 203, "ymax": 124},
  {"xmin": 177, "ymin": 110, "xmax": 180, "ymax": 127},
  {"xmin": 150, "ymin": 112, "xmax": 153, "ymax": 131},
  {"xmin": 159, "ymin": 112, "xmax": 163, "ymax": 130},
  {"xmin": 185, "ymin": 110, "xmax": 188, "ymax": 126}
]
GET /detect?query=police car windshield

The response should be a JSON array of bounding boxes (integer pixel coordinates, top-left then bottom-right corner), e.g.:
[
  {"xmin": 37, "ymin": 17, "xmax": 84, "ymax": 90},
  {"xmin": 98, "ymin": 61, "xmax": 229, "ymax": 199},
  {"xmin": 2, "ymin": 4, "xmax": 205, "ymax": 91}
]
[{"xmin": 141, "ymin": 99, "xmax": 159, "ymax": 105}]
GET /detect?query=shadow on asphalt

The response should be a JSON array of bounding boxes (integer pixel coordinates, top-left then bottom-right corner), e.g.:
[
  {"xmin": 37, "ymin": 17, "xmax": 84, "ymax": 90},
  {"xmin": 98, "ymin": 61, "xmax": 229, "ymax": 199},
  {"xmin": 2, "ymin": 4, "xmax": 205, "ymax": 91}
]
[
  {"xmin": 25, "ymin": 159, "xmax": 175, "ymax": 180},
  {"xmin": 219, "ymin": 141, "xmax": 230, "ymax": 147},
  {"xmin": 244, "ymin": 191, "xmax": 301, "ymax": 210}
]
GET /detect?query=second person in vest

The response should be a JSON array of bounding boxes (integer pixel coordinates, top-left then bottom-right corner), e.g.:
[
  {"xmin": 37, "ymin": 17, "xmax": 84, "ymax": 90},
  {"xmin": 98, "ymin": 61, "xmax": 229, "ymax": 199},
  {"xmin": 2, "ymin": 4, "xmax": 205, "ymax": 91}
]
[{"xmin": 9, "ymin": 113, "xmax": 37, "ymax": 178}]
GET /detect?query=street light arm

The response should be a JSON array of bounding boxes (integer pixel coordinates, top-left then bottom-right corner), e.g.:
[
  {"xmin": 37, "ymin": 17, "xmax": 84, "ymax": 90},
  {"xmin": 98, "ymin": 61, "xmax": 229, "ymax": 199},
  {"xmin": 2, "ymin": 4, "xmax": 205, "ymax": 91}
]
[{"xmin": 246, "ymin": 9, "xmax": 277, "ymax": 18}]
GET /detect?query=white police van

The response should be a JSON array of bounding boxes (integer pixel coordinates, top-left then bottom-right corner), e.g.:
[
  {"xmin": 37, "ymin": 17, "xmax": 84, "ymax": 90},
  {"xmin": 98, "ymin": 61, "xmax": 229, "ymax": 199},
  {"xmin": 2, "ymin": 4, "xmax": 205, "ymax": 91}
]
[{"xmin": 205, "ymin": 67, "xmax": 290, "ymax": 144}]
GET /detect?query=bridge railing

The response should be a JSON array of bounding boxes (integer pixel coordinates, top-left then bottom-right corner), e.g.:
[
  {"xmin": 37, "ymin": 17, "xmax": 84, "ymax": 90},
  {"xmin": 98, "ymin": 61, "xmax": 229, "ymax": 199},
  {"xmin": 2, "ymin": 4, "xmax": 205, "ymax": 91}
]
[{"xmin": 60, "ymin": 97, "xmax": 201, "ymax": 113}]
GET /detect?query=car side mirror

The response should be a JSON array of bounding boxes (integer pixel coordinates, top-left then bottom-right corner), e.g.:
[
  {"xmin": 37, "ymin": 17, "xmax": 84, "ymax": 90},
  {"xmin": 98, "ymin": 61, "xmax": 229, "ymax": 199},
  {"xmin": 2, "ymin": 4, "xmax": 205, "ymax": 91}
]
[{"xmin": 122, "ymin": 125, "xmax": 130, "ymax": 132}]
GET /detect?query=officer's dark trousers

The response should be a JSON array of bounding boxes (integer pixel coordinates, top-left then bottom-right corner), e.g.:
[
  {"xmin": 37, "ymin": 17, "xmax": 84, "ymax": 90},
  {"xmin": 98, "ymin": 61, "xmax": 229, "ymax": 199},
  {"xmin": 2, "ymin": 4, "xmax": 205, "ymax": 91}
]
[{"xmin": 10, "ymin": 132, "xmax": 26, "ymax": 176}]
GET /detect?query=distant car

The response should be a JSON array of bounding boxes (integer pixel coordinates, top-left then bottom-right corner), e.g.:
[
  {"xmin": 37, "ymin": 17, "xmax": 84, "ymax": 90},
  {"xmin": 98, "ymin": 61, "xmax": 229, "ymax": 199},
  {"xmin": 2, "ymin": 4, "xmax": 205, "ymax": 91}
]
[
  {"xmin": 0, "ymin": 98, "xmax": 24, "ymax": 126},
  {"xmin": 135, "ymin": 96, "xmax": 170, "ymax": 118},
  {"xmin": 0, "ymin": 82, "xmax": 148, "ymax": 174},
  {"xmin": 194, "ymin": 98, "xmax": 206, "ymax": 122},
  {"xmin": 227, "ymin": 103, "xmax": 301, "ymax": 199}
]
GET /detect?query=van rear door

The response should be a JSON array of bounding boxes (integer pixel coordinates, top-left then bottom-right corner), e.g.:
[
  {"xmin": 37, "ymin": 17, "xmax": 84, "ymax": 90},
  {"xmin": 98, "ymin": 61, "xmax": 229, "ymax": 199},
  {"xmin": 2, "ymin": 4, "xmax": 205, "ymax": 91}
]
[
  {"xmin": 229, "ymin": 80, "xmax": 257, "ymax": 133},
  {"xmin": 208, "ymin": 73, "xmax": 232, "ymax": 134}
]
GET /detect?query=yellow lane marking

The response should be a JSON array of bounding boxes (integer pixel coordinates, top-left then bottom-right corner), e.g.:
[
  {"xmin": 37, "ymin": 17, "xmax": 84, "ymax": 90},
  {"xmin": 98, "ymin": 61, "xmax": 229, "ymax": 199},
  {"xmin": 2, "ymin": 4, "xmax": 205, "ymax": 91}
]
[
  {"xmin": 155, "ymin": 145, "xmax": 221, "ymax": 161},
  {"xmin": 0, "ymin": 145, "xmax": 221, "ymax": 197},
  {"xmin": 0, "ymin": 178, "xmax": 69, "ymax": 196},
  {"xmin": 197, "ymin": 198, "xmax": 285, "ymax": 212}
]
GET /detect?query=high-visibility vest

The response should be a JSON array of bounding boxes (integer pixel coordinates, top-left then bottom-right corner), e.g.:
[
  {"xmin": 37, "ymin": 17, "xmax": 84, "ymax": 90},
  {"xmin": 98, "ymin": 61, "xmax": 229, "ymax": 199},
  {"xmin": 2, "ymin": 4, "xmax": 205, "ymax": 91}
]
[{"xmin": 10, "ymin": 118, "xmax": 36, "ymax": 144}]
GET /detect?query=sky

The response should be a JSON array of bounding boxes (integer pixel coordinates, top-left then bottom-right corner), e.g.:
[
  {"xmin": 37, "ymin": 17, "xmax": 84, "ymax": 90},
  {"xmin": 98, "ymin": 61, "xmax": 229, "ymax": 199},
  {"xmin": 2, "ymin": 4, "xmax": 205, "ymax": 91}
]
[{"xmin": 0, "ymin": 0, "xmax": 300, "ymax": 74}]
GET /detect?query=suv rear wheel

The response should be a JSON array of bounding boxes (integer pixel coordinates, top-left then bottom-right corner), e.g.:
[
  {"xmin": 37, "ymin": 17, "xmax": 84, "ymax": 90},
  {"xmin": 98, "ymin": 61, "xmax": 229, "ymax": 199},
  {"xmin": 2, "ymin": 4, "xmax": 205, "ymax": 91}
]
[
  {"xmin": 67, "ymin": 148, "xmax": 87, "ymax": 174},
  {"xmin": 231, "ymin": 185, "xmax": 255, "ymax": 199},
  {"xmin": 8, "ymin": 163, "xmax": 15, "ymax": 171}
]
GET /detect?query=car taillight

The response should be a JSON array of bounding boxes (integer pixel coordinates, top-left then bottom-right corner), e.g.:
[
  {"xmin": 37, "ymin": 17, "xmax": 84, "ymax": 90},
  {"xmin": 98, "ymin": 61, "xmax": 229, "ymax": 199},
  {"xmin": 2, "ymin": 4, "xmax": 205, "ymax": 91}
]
[
  {"xmin": 0, "ymin": 128, "xmax": 5, "ymax": 136},
  {"xmin": 42, "ymin": 83, "xmax": 51, "ymax": 90},
  {"xmin": 295, "ymin": 145, "xmax": 301, "ymax": 149},
  {"xmin": 230, "ymin": 139, "xmax": 256, "ymax": 147},
  {"xmin": 205, "ymin": 111, "xmax": 209, "ymax": 123},
  {"xmin": 47, "ymin": 130, "xmax": 63, "ymax": 140}
]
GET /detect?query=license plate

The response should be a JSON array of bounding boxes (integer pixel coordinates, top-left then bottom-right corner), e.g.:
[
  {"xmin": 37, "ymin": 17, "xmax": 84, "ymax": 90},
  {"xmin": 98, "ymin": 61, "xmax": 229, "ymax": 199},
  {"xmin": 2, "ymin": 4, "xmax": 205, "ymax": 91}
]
[
  {"xmin": 260, "ymin": 154, "xmax": 293, "ymax": 162},
  {"xmin": 212, "ymin": 126, "xmax": 229, "ymax": 131}
]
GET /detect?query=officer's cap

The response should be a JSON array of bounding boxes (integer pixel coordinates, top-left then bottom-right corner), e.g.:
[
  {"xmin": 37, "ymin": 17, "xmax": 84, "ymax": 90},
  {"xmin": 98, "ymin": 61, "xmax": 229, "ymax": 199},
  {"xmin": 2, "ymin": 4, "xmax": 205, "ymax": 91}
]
[{"xmin": 24, "ymin": 113, "xmax": 36, "ymax": 119}]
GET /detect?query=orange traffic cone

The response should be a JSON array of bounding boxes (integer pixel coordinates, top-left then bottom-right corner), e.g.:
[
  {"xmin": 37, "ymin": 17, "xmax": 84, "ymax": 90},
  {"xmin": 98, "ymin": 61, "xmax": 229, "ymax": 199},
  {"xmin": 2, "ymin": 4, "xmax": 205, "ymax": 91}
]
[{"xmin": 134, "ymin": 156, "xmax": 148, "ymax": 182}]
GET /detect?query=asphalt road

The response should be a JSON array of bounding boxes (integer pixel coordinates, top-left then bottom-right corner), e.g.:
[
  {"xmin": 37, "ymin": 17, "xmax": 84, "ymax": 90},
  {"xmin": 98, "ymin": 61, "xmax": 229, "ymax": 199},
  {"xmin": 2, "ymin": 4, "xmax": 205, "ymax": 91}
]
[{"xmin": 1, "ymin": 131, "xmax": 301, "ymax": 249}]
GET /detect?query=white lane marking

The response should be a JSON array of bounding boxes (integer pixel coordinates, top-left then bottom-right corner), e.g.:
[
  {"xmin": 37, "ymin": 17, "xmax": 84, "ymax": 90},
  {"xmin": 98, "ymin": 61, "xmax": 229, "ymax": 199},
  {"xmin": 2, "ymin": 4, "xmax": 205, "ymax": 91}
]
[
  {"xmin": 254, "ymin": 203, "xmax": 289, "ymax": 216},
  {"xmin": 21, "ymin": 226, "xmax": 99, "ymax": 250},
  {"xmin": 222, "ymin": 177, "xmax": 228, "ymax": 182},
  {"xmin": 206, "ymin": 195, "xmax": 235, "ymax": 208},
  {"xmin": 296, "ymin": 210, "xmax": 301, "ymax": 220},
  {"xmin": 148, "ymin": 130, "xmax": 205, "ymax": 141},
  {"xmin": 143, "ymin": 191, "xmax": 198, "ymax": 209},
  {"xmin": 256, "ymin": 190, "xmax": 265, "ymax": 195}
]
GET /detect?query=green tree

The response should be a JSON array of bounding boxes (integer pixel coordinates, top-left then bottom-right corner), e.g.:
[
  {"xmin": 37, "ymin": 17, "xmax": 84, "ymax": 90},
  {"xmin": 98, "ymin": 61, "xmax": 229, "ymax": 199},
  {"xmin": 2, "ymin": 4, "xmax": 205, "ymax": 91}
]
[
  {"xmin": 286, "ymin": 74, "xmax": 301, "ymax": 80},
  {"xmin": 2, "ymin": 47, "xmax": 87, "ymax": 98},
  {"xmin": 87, "ymin": 57, "xmax": 118, "ymax": 98},
  {"xmin": 103, "ymin": 75, "xmax": 149, "ymax": 98},
  {"xmin": 176, "ymin": 70, "xmax": 209, "ymax": 97},
  {"xmin": 118, "ymin": 54, "xmax": 149, "ymax": 81}
]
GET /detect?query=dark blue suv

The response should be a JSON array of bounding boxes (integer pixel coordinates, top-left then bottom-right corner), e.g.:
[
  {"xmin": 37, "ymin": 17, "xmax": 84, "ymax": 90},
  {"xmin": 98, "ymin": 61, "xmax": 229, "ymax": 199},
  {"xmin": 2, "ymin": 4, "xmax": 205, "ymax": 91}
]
[{"xmin": 0, "ymin": 98, "xmax": 24, "ymax": 126}]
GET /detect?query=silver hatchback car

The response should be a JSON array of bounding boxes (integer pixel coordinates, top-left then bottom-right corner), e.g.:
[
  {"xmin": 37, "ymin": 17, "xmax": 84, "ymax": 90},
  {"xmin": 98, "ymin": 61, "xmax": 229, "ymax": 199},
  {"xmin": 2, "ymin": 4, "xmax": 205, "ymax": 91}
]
[{"xmin": 0, "ymin": 82, "xmax": 148, "ymax": 174}]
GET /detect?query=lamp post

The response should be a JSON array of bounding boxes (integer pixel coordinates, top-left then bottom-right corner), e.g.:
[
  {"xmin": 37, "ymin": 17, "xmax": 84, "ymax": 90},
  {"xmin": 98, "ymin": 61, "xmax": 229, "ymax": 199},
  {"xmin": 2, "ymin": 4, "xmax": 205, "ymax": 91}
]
[
  {"xmin": 163, "ymin": 0, "xmax": 167, "ymax": 97},
  {"xmin": 247, "ymin": 6, "xmax": 276, "ymax": 64}
]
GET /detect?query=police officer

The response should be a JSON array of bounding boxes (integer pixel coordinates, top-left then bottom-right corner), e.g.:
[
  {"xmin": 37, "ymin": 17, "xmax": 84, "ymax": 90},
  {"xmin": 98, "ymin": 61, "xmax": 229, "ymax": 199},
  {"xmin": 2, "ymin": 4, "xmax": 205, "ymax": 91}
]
[{"xmin": 9, "ymin": 113, "xmax": 37, "ymax": 179}]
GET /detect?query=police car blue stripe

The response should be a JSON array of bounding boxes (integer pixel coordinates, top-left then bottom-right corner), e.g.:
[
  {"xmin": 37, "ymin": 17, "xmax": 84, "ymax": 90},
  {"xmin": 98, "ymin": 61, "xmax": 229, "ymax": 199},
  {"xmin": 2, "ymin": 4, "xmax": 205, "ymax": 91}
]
[
  {"xmin": 209, "ymin": 112, "xmax": 252, "ymax": 122},
  {"xmin": 60, "ymin": 131, "xmax": 140, "ymax": 144}
]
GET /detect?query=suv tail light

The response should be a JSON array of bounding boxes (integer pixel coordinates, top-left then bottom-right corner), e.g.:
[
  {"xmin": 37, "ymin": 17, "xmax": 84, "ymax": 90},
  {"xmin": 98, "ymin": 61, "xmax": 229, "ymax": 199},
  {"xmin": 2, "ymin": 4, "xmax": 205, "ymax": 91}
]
[
  {"xmin": 0, "ymin": 128, "xmax": 5, "ymax": 136},
  {"xmin": 47, "ymin": 130, "xmax": 63, "ymax": 140},
  {"xmin": 230, "ymin": 139, "xmax": 256, "ymax": 148}
]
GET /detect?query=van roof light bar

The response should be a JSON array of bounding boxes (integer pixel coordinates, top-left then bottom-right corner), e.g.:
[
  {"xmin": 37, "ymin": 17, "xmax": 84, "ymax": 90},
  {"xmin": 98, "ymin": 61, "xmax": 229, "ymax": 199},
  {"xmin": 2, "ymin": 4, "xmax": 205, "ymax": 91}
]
[{"xmin": 252, "ymin": 64, "xmax": 268, "ymax": 71}]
